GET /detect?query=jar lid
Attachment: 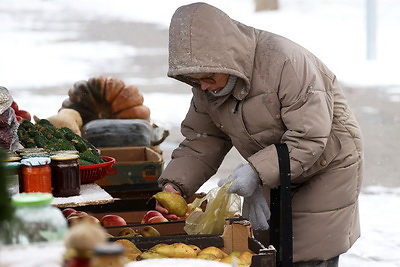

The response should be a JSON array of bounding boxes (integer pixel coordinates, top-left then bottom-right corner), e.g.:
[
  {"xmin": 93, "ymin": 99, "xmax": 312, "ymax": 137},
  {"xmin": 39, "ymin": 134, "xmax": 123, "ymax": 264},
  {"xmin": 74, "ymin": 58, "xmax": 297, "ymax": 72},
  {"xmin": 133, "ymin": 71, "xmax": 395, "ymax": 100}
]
[
  {"xmin": 4, "ymin": 156, "xmax": 22, "ymax": 162},
  {"xmin": 5, "ymin": 162, "xmax": 21, "ymax": 169},
  {"xmin": 21, "ymin": 157, "xmax": 51, "ymax": 166},
  {"xmin": 50, "ymin": 154, "xmax": 79, "ymax": 161},
  {"xmin": 93, "ymin": 243, "xmax": 124, "ymax": 256},
  {"xmin": 16, "ymin": 148, "xmax": 45, "ymax": 155},
  {"xmin": 12, "ymin": 192, "xmax": 53, "ymax": 206},
  {"xmin": 50, "ymin": 150, "xmax": 79, "ymax": 155}
]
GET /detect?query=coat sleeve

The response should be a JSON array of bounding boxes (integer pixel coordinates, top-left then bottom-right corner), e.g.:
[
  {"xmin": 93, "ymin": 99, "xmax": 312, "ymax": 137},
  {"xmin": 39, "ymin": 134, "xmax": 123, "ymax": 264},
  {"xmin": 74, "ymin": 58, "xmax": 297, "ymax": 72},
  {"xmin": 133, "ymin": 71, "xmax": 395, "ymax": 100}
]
[
  {"xmin": 158, "ymin": 95, "xmax": 232, "ymax": 197},
  {"xmin": 249, "ymin": 54, "xmax": 334, "ymax": 188}
]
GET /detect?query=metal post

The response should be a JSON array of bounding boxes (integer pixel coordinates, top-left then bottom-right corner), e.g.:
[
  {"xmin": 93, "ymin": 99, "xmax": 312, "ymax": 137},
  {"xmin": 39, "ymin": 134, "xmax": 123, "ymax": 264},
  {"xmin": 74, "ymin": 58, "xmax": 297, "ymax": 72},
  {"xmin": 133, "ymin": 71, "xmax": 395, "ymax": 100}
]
[{"xmin": 366, "ymin": 0, "xmax": 377, "ymax": 60}]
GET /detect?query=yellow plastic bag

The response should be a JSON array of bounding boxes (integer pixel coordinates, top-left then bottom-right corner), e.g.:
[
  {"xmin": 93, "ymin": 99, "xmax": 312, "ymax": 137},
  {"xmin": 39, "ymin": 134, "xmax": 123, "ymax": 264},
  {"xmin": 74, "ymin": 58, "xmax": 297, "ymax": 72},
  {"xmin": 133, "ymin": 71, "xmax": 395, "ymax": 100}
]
[{"xmin": 184, "ymin": 180, "xmax": 241, "ymax": 235}]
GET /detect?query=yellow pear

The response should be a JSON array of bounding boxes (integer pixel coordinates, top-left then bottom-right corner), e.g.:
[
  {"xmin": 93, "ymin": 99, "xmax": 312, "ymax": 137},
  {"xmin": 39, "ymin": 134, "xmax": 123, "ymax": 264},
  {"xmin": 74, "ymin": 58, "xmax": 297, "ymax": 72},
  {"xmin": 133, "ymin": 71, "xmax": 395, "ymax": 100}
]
[
  {"xmin": 137, "ymin": 250, "xmax": 168, "ymax": 260},
  {"xmin": 151, "ymin": 192, "xmax": 188, "ymax": 217},
  {"xmin": 238, "ymin": 251, "xmax": 254, "ymax": 266},
  {"xmin": 114, "ymin": 239, "xmax": 142, "ymax": 255},
  {"xmin": 229, "ymin": 251, "xmax": 242, "ymax": 258},
  {"xmin": 154, "ymin": 242, "xmax": 197, "ymax": 258},
  {"xmin": 139, "ymin": 226, "xmax": 160, "ymax": 237},
  {"xmin": 188, "ymin": 244, "xmax": 201, "ymax": 255},
  {"xmin": 197, "ymin": 253, "xmax": 218, "ymax": 261},
  {"xmin": 198, "ymin": 246, "xmax": 228, "ymax": 259}
]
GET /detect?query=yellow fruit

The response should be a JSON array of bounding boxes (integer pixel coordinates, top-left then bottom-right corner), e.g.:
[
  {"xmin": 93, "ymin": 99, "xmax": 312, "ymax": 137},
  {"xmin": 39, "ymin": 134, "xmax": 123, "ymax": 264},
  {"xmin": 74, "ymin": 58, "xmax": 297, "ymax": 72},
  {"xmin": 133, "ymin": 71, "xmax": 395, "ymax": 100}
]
[
  {"xmin": 139, "ymin": 226, "xmax": 160, "ymax": 237},
  {"xmin": 198, "ymin": 246, "xmax": 228, "ymax": 259},
  {"xmin": 137, "ymin": 250, "xmax": 168, "ymax": 260},
  {"xmin": 229, "ymin": 251, "xmax": 242, "ymax": 258},
  {"xmin": 197, "ymin": 253, "xmax": 218, "ymax": 261},
  {"xmin": 118, "ymin": 227, "xmax": 137, "ymax": 237},
  {"xmin": 151, "ymin": 192, "xmax": 188, "ymax": 217},
  {"xmin": 188, "ymin": 244, "xmax": 201, "ymax": 255},
  {"xmin": 114, "ymin": 239, "xmax": 142, "ymax": 255},
  {"xmin": 238, "ymin": 251, "xmax": 254, "ymax": 266},
  {"xmin": 149, "ymin": 243, "xmax": 168, "ymax": 251},
  {"xmin": 153, "ymin": 242, "xmax": 197, "ymax": 258}
]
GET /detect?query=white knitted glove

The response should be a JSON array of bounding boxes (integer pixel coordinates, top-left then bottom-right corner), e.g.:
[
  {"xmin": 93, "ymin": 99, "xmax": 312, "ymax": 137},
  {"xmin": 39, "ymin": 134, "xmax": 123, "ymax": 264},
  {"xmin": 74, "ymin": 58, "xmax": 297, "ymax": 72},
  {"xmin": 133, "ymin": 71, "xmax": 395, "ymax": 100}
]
[
  {"xmin": 242, "ymin": 186, "xmax": 271, "ymax": 230},
  {"xmin": 218, "ymin": 163, "xmax": 261, "ymax": 197}
]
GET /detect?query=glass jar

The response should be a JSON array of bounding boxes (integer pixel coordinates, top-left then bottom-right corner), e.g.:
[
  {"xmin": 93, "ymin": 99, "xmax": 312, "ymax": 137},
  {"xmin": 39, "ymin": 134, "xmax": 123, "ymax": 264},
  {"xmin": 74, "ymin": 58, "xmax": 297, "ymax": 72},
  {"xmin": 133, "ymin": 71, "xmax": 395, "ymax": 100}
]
[
  {"xmin": 90, "ymin": 243, "xmax": 126, "ymax": 267},
  {"xmin": 11, "ymin": 192, "xmax": 68, "ymax": 244},
  {"xmin": 4, "ymin": 162, "xmax": 21, "ymax": 196},
  {"xmin": 50, "ymin": 154, "xmax": 80, "ymax": 197},
  {"xmin": 21, "ymin": 157, "xmax": 52, "ymax": 193}
]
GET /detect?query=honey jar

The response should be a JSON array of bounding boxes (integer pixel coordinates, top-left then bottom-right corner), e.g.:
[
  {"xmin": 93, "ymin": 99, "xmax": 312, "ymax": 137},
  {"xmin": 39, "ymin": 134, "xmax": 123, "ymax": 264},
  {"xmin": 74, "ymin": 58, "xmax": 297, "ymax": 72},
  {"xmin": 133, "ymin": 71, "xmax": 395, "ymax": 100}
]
[{"xmin": 21, "ymin": 157, "xmax": 52, "ymax": 193}]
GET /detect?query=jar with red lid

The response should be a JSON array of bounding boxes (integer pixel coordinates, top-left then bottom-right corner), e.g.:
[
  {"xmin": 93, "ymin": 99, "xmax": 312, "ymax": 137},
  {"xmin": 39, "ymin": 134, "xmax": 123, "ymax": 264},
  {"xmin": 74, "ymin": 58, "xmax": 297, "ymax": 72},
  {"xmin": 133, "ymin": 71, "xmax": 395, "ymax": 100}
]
[
  {"xmin": 21, "ymin": 157, "xmax": 52, "ymax": 193},
  {"xmin": 50, "ymin": 154, "xmax": 80, "ymax": 197}
]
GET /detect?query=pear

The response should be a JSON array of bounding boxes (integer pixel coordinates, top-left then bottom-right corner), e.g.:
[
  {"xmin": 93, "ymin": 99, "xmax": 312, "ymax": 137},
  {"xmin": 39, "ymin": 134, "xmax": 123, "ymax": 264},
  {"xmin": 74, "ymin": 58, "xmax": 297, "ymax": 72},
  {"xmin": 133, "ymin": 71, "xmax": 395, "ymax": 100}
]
[
  {"xmin": 118, "ymin": 227, "xmax": 137, "ymax": 237},
  {"xmin": 198, "ymin": 246, "xmax": 228, "ymax": 259},
  {"xmin": 139, "ymin": 226, "xmax": 160, "ymax": 237},
  {"xmin": 238, "ymin": 251, "xmax": 254, "ymax": 266},
  {"xmin": 151, "ymin": 192, "xmax": 188, "ymax": 217},
  {"xmin": 138, "ymin": 250, "xmax": 168, "ymax": 260},
  {"xmin": 153, "ymin": 242, "xmax": 197, "ymax": 258},
  {"xmin": 114, "ymin": 239, "xmax": 142, "ymax": 255},
  {"xmin": 197, "ymin": 253, "xmax": 218, "ymax": 261},
  {"xmin": 149, "ymin": 243, "xmax": 168, "ymax": 251},
  {"xmin": 188, "ymin": 244, "xmax": 201, "ymax": 255}
]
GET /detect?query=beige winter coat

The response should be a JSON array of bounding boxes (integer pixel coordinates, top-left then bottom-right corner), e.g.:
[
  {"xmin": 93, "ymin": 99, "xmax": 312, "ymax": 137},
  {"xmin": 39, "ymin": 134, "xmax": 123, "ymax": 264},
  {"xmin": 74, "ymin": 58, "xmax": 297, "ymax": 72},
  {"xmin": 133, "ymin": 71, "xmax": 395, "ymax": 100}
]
[{"xmin": 159, "ymin": 2, "xmax": 363, "ymax": 262}]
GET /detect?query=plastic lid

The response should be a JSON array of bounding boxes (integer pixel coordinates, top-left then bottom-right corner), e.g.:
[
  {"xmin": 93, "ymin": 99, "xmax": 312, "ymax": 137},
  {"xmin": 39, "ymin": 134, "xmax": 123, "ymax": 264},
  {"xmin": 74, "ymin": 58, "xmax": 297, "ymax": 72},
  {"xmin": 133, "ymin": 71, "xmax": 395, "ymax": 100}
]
[
  {"xmin": 11, "ymin": 192, "xmax": 53, "ymax": 207},
  {"xmin": 21, "ymin": 157, "xmax": 51, "ymax": 166},
  {"xmin": 5, "ymin": 162, "xmax": 21, "ymax": 169}
]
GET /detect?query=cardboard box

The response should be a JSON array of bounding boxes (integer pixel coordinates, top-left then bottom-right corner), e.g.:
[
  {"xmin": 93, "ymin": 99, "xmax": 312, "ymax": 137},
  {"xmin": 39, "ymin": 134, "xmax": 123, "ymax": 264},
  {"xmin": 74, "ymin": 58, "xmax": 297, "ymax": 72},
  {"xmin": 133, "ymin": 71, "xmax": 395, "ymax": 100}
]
[
  {"xmin": 95, "ymin": 146, "xmax": 164, "ymax": 190},
  {"xmin": 110, "ymin": 221, "xmax": 276, "ymax": 267}
]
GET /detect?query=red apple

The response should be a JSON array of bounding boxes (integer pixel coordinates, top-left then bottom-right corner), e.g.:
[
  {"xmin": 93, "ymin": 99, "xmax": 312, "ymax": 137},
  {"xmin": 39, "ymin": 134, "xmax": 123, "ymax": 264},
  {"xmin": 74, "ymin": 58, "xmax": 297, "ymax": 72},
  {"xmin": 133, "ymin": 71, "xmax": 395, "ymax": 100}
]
[
  {"xmin": 15, "ymin": 109, "xmax": 31, "ymax": 121},
  {"xmin": 141, "ymin": 210, "xmax": 164, "ymax": 224},
  {"xmin": 62, "ymin": 208, "xmax": 77, "ymax": 218},
  {"xmin": 11, "ymin": 101, "xmax": 19, "ymax": 112},
  {"xmin": 100, "ymin": 214, "xmax": 127, "ymax": 227},
  {"xmin": 147, "ymin": 216, "xmax": 168, "ymax": 223}
]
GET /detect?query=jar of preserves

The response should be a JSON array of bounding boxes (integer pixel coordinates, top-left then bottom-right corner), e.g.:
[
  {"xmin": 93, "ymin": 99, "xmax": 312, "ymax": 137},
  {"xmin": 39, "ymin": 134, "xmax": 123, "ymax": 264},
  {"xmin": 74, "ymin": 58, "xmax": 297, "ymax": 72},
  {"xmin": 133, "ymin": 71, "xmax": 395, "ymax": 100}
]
[
  {"xmin": 90, "ymin": 243, "xmax": 126, "ymax": 267},
  {"xmin": 4, "ymin": 162, "xmax": 21, "ymax": 196},
  {"xmin": 21, "ymin": 157, "xmax": 52, "ymax": 193},
  {"xmin": 11, "ymin": 192, "xmax": 68, "ymax": 244},
  {"xmin": 50, "ymin": 154, "xmax": 80, "ymax": 197}
]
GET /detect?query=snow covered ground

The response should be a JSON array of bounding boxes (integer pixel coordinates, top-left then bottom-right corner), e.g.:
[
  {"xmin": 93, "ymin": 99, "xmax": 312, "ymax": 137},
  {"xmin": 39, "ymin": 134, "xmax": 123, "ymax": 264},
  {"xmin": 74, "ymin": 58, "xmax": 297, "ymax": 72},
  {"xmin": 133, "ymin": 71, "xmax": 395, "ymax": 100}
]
[{"xmin": 1, "ymin": 0, "xmax": 400, "ymax": 266}]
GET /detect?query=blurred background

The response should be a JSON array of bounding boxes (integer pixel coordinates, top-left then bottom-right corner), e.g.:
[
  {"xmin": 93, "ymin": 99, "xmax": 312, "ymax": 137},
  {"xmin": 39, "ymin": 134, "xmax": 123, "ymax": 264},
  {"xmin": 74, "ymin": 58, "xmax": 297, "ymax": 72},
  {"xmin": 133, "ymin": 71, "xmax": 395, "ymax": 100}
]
[{"xmin": 1, "ymin": 0, "xmax": 399, "ymax": 266}]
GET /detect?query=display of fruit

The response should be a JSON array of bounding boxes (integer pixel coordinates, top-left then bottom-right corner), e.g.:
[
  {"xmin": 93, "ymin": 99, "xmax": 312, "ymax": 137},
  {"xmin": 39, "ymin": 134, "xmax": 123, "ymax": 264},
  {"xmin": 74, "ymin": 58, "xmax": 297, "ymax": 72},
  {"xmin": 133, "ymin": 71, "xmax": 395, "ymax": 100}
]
[
  {"xmin": 113, "ymin": 239, "xmax": 142, "ymax": 261},
  {"xmin": 62, "ymin": 208, "xmax": 77, "ymax": 218},
  {"xmin": 150, "ymin": 192, "xmax": 188, "ymax": 217},
  {"xmin": 141, "ymin": 210, "xmax": 165, "ymax": 224},
  {"xmin": 100, "ymin": 214, "xmax": 127, "ymax": 227},
  {"xmin": 61, "ymin": 75, "xmax": 151, "ymax": 125}
]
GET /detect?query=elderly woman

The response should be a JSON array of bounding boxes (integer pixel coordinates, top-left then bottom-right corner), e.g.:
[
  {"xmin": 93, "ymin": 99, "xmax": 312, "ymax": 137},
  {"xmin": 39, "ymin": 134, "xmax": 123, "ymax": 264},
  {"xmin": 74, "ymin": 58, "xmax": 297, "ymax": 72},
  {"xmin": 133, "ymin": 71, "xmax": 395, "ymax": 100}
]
[{"xmin": 157, "ymin": 3, "xmax": 363, "ymax": 266}]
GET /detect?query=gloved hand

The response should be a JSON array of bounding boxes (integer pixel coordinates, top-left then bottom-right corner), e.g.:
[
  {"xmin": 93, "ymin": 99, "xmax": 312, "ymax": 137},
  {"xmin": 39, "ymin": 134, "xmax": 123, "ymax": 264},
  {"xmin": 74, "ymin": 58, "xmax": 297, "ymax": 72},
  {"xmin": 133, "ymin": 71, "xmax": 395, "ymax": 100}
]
[
  {"xmin": 242, "ymin": 185, "xmax": 271, "ymax": 230},
  {"xmin": 218, "ymin": 163, "xmax": 261, "ymax": 197}
]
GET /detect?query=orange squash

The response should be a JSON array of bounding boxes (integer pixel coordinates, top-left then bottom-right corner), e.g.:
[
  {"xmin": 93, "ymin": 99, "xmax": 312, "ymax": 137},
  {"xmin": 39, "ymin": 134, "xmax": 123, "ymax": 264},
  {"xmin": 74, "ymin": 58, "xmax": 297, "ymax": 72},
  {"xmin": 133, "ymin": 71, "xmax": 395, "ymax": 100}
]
[{"xmin": 61, "ymin": 75, "xmax": 150, "ymax": 125}]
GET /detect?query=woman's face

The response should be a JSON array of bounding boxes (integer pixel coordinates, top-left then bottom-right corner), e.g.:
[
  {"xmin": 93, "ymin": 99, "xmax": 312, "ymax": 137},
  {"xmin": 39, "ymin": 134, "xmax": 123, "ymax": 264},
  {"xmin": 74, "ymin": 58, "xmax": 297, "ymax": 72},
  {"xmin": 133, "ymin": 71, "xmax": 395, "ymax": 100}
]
[{"xmin": 186, "ymin": 73, "xmax": 229, "ymax": 92}]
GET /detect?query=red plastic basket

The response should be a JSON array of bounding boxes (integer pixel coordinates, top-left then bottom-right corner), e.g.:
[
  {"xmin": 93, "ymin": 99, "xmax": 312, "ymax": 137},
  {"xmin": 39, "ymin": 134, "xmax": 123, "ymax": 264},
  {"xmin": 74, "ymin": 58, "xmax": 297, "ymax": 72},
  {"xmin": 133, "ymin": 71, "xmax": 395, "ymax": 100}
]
[{"xmin": 80, "ymin": 156, "xmax": 115, "ymax": 184}]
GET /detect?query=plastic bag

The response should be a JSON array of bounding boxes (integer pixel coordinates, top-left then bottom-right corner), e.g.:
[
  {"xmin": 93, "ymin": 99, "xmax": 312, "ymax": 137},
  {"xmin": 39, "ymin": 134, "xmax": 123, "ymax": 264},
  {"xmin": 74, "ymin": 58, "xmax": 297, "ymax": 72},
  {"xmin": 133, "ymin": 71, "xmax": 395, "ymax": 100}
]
[{"xmin": 184, "ymin": 180, "xmax": 241, "ymax": 235}]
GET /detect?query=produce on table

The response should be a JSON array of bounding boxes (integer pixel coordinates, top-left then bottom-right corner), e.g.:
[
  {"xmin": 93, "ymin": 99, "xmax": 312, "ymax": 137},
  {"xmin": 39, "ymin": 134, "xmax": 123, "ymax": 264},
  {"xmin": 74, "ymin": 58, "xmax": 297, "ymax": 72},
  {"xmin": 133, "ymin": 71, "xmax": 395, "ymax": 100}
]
[
  {"xmin": 100, "ymin": 214, "xmax": 127, "ymax": 227},
  {"xmin": 62, "ymin": 208, "xmax": 77, "ymax": 217},
  {"xmin": 10, "ymin": 100, "xmax": 32, "ymax": 122},
  {"xmin": 34, "ymin": 108, "xmax": 83, "ymax": 136},
  {"xmin": 150, "ymin": 191, "xmax": 188, "ymax": 217},
  {"xmin": 139, "ymin": 226, "xmax": 161, "ymax": 237},
  {"xmin": 61, "ymin": 75, "xmax": 151, "ymax": 125},
  {"xmin": 114, "ymin": 239, "xmax": 143, "ymax": 261},
  {"xmin": 17, "ymin": 119, "xmax": 106, "ymax": 165},
  {"xmin": 141, "ymin": 210, "xmax": 164, "ymax": 224}
]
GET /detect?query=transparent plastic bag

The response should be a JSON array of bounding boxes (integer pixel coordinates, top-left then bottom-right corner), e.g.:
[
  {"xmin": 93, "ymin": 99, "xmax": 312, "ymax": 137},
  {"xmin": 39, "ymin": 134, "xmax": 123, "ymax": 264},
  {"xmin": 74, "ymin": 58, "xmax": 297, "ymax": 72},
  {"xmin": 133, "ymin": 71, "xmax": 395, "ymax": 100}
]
[{"xmin": 184, "ymin": 180, "xmax": 241, "ymax": 235}]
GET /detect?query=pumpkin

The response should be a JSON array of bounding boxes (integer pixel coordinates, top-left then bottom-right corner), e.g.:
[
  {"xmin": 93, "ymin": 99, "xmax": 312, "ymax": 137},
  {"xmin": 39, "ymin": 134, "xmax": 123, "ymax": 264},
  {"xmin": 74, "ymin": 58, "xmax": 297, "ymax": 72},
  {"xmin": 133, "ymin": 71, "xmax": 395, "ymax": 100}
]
[{"xmin": 61, "ymin": 75, "xmax": 150, "ymax": 125}]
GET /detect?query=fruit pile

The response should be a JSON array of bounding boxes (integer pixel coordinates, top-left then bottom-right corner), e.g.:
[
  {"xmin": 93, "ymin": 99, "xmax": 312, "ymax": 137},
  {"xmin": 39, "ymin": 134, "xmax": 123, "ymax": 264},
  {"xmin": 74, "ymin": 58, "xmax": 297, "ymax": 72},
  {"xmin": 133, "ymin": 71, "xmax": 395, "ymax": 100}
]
[{"xmin": 113, "ymin": 239, "xmax": 254, "ymax": 266}]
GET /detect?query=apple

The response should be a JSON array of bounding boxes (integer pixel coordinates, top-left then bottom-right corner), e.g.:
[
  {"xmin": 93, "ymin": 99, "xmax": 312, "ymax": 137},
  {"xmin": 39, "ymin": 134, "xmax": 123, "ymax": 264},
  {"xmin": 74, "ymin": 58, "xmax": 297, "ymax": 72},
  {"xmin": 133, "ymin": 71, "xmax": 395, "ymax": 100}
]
[
  {"xmin": 62, "ymin": 208, "xmax": 77, "ymax": 218},
  {"xmin": 147, "ymin": 216, "xmax": 168, "ymax": 223},
  {"xmin": 141, "ymin": 210, "xmax": 164, "ymax": 224},
  {"xmin": 15, "ymin": 109, "xmax": 31, "ymax": 121},
  {"xmin": 100, "ymin": 214, "xmax": 127, "ymax": 227},
  {"xmin": 11, "ymin": 101, "xmax": 19, "ymax": 112}
]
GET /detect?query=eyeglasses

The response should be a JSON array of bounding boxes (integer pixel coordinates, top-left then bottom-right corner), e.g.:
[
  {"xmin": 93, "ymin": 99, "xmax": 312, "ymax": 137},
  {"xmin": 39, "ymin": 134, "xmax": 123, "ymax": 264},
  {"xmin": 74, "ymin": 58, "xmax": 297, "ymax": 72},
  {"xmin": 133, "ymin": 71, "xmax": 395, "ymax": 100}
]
[{"xmin": 183, "ymin": 73, "xmax": 216, "ymax": 85}]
